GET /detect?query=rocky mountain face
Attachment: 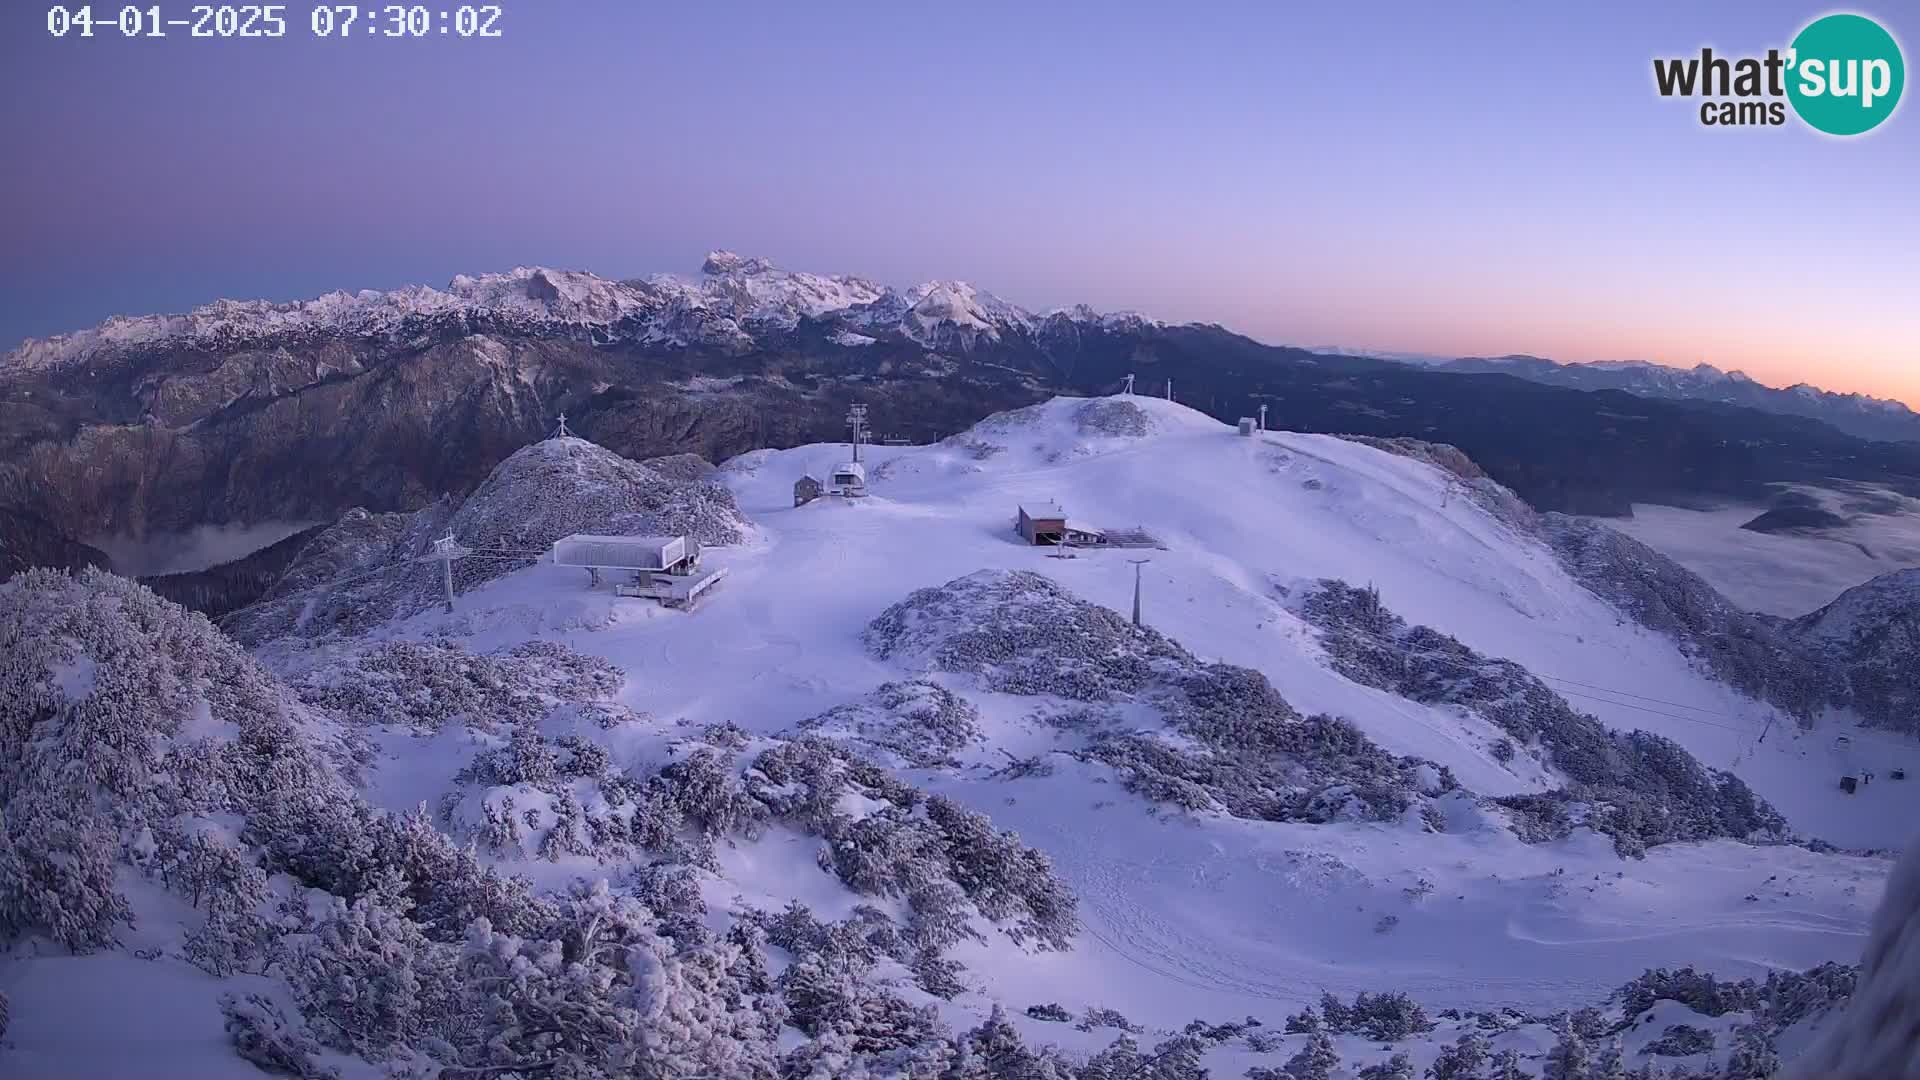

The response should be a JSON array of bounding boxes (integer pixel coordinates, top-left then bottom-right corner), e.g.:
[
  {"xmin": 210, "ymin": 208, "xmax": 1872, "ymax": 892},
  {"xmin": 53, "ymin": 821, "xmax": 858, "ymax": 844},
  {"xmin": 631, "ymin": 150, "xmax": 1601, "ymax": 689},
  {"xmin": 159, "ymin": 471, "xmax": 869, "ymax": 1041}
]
[
  {"xmin": 1414, "ymin": 355, "xmax": 1920, "ymax": 444},
  {"xmin": 1789, "ymin": 569, "xmax": 1920, "ymax": 737},
  {"xmin": 9, "ymin": 253, "xmax": 1920, "ymax": 574}
]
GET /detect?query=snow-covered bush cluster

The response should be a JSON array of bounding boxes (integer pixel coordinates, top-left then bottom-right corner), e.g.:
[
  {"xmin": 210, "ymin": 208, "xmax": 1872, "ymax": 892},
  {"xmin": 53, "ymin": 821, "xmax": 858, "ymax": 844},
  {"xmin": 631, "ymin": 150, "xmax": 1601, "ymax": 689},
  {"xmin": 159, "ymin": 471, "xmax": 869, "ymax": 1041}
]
[
  {"xmin": 637, "ymin": 450, "xmax": 719, "ymax": 483},
  {"xmin": 1299, "ymin": 580, "xmax": 1789, "ymax": 856},
  {"xmin": 866, "ymin": 570, "xmax": 1193, "ymax": 701},
  {"xmin": 1073, "ymin": 397, "xmax": 1155, "ymax": 437},
  {"xmin": 0, "ymin": 567, "xmax": 359, "ymax": 952},
  {"xmin": 443, "ymin": 435, "xmax": 750, "ymax": 563},
  {"xmin": 223, "ymin": 436, "xmax": 752, "ymax": 646},
  {"xmin": 868, "ymin": 570, "xmax": 1454, "ymax": 827},
  {"xmin": 1285, "ymin": 990, "xmax": 1438, "ymax": 1042},
  {"xmin": 296, "ymin": 638, "xmax": 624, "ymax": 733},
  {"xmin": 792, "ymin": 679, "xmax": 984, "ymax": 767},
  {"xmin": 1539, "ymin": 515, "xmax": 1833, "ymax": 725}
]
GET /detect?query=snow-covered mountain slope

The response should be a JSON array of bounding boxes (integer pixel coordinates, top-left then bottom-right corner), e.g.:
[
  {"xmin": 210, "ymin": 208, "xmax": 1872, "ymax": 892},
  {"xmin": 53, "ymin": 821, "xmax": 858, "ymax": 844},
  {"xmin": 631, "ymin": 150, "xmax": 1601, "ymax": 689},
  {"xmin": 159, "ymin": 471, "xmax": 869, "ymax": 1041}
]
[
  {"xmin": 1790, "ymin": 568, "xmax": 1920, "ymax": 739},
  {"xmin": 6, "ymin": 395, "xmax": 1916, "ymax": 1079},
  {"xmin": 1, "ymin": 252, "xmax": 1150, "ymax": 372}
]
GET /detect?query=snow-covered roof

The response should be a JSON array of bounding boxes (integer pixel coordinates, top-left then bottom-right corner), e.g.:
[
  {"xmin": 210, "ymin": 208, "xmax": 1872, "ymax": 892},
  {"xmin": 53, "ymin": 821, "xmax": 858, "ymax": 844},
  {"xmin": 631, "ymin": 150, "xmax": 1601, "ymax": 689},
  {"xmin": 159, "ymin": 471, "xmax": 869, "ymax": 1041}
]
[
  {"xmin": 556, "ymin": 534, "xmax": 682, "ymax": 549},
  {"xmin": 1065, "ymin": 521, "xmax": 1103, "ymax": 536},
  {"xmin": 1021, "ymin": 502, "xmax": 1067, "ymax": 519},
  {"xmin": 831, "ymin": 462, "xmax": 867, "ymax": 480}
]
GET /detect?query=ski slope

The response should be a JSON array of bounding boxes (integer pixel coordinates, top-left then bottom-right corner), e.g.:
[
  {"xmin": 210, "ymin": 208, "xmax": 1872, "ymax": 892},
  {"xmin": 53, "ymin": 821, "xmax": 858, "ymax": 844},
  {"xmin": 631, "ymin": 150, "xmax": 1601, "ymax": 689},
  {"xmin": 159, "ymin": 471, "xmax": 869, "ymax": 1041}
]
[
  {"xmin": 336, "ymin": 395, "xmax": 1909, "ymax": 1025},
  {"xmin": 9, "ymin": 394, "xmax": 1907, "ymax": 1079}
]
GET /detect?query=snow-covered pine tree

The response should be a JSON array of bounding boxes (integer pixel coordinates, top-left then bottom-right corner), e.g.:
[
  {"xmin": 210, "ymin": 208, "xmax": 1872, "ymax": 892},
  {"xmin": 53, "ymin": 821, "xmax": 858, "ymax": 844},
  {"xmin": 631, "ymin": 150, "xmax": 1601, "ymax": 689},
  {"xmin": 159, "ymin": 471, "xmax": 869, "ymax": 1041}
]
[
  {"xmin": 1283, "ymin": 1029, "xmax": 1343, "ymax": 1080},
  {"xmin": 1426, "ymin": 1031, "xmax": 1489, "ymax": 1080},
  {"xmin": 1542, "ymin": 1019, "xmax": 1593, "ymax": 1080}
]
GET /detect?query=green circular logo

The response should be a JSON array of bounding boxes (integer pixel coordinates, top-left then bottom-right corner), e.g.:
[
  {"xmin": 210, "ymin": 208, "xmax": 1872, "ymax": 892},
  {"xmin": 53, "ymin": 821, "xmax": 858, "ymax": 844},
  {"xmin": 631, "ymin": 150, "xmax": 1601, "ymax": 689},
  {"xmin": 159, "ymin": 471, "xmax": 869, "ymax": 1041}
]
[{"xmin": 1786, "ymin": 13, "xmax": 1905, "ymax": 135}]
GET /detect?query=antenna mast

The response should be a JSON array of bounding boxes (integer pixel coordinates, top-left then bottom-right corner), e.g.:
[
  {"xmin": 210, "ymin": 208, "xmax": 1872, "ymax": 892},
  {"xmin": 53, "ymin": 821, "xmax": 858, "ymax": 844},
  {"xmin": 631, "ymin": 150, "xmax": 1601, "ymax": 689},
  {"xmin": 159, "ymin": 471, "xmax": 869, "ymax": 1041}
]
[
  {"xmin": 1258, "ymin": 403, "xmax": 1268, "ymax": 431},
  {"xmin": 1164, "ymin": 379, "xmax": 1172, "ymax": 401},
  {"xmin": 1123, "ymin": 373, "xmax": 1136, "ymax": 395}
]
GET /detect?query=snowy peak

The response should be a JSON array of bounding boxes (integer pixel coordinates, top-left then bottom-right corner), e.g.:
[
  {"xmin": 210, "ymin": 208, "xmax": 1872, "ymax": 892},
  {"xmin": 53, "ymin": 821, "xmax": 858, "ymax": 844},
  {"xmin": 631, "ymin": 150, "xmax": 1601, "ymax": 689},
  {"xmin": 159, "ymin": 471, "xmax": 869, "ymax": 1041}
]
[
  {"xmin": 1791, "ymin": 567, "xmax": 1920, "ymax": 645},
  {"xmin": 4, "ymin": 253, "xmax": 1149, "ymax": 371}
]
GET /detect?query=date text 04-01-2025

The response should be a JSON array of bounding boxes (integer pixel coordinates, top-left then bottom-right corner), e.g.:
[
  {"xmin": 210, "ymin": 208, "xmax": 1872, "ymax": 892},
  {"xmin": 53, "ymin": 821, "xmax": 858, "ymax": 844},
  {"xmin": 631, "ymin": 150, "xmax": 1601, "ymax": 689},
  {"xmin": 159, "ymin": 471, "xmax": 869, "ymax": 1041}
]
[{"xmin": 46, "ymin": 5, "xmax": 504, "ymax": 38}]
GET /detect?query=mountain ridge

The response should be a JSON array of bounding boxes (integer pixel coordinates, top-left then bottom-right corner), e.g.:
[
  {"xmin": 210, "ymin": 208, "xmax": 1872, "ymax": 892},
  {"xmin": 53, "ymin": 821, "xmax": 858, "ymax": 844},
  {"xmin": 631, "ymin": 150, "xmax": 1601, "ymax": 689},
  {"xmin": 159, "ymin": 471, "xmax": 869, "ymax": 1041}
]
[
  {"xmin": 8, "ymin": 253, "xmax": 1920, "ymax": 576},
  {"xmin": 1394, "ymin": 353, "xmax": 1920, "ymax": 443}
]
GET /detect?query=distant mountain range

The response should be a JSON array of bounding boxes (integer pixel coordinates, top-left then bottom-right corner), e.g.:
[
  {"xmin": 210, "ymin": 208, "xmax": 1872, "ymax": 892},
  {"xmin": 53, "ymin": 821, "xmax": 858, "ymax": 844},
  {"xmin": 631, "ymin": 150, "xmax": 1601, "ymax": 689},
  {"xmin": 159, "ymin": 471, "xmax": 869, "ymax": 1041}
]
[
  {"xmin": 1374, "ymin": 353, "xmax": 1920, "ymax": 444},
  {"xmin": 6, "ymin": 252, "xmax": 1920, "ymax": 575}
]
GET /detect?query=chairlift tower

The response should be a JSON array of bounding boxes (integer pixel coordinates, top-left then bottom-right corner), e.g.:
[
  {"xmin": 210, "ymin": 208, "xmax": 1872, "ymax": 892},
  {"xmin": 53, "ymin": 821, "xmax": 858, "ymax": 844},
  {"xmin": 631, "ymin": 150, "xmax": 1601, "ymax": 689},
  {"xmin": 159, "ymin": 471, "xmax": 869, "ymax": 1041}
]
[
  {"xmin": 847, "ymin": 404, "xmax": 869, "ymax": 463},
  {"xmin": 1258, "ymin": 403, "xmax": 1267, "ymax": 431},
  {"xmin": 1123, "ymin": 373, "xmax": 1136, "ymax": 395},
  {"xmin": 418, "ymin": 533, "xmax": 473, "ymax": 614},
  {"xmin": 549, "ymin": 412, "xmax": 573, "ymax": 440},
  {"xmin": 1128, "ymin": 558, "xmax": 1152, "ymax": 627}
]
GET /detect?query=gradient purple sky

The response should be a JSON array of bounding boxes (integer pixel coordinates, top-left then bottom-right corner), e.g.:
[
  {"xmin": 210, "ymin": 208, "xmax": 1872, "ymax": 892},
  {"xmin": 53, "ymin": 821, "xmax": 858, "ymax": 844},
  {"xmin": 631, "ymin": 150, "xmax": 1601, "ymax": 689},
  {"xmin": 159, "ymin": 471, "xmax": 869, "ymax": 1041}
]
[{"xmin": 4, "ymin": 3, "xmax": 1916, "ymax": 404}]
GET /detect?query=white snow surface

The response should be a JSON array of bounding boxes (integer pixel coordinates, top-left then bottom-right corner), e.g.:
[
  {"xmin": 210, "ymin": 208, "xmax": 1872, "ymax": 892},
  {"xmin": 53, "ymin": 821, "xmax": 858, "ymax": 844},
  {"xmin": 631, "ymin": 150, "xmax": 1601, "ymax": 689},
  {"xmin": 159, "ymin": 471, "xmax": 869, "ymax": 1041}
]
[
  {"xmin": 11, "ymin": 393, "xmax": 1915, "ymax": 1078},
  {"xmin": 342, "ymin": 396, "xmax": 1913, "ymax": 998}
]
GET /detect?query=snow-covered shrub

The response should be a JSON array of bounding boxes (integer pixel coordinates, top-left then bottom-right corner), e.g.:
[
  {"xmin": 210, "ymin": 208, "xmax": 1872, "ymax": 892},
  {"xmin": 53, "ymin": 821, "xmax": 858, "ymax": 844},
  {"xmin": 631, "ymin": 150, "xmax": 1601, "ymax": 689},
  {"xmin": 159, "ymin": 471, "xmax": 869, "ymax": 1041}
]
[
  {"xmin": 282, "ymin": 881, "xmax": 783, "ymax": 1079},
  {"xmin": 248, "ymin": 795, "xmax": 554, "ymax": 941},
  {"xmin": 780, "ymin": 952, "xmax": 945, "ymax": 1054},
  {"xmin": 0, "ymin": 569, "xmax": 356, "ymax": 951},
  {"xmin": 1540, "ymin": 1020, "xmax": 1590, "ymax": 1080},
  {"xmin": 1300, "ymin": 579, "xmax": 1789, "ymax": 855},
  {"xmin": 1277, "ymin": 1029, "xmax": 1343, "ymax": 1080},
  {"xmin": 1426, "ymin": 1031, "xmax": 1491, "ymax": 1080},
  {"xmin": 299, "ymin": 639, "xmax": 622, "ymax": 734},
  {"xmin": 220, "ymin": 994, "xmax": 340, "ymax": 1079},
  {"xmin": 793, "ymin": 680, "xmax": 982, "ymax": 767},
  {"xmin": 658, "ymin": 747, "xmax": 769, "ymax": 841},
  {"xmin": 1645, "ymin": 1024, "xmax": 1717, "ymax": 1057},
  {"xmin": 1074, "ymin": 397, "xmax": 1155, "ymax": 437},
  {"xmin": 925, "ymin": 795, "xmax": 1079, "ymax": 950},
  {"xmin": 1026, "ymin": 1002, "xmax": 1073, "ymax": 1022},
  {"xmin": 1357, "ymin": 1052, "xmax": 1415, "ymax": 1080},
  {"xmin": 870, "ymin": 571, "xmax": 1449, "ymax": 830},
  {"xmin": 1288, "ymin": 990, "xmax": 1435, "ymax": 1043},
  {"xmin": 864, "ymin": 570, "xmax": 1190, "ymax": 702},
  {"xmin": 1078, "ymin": 1006, "xmax": 1141, "ymax": 1034},
  {"xmin": 1614, "ymin": 966, "xmax": 1758, "ymax": 1019}
]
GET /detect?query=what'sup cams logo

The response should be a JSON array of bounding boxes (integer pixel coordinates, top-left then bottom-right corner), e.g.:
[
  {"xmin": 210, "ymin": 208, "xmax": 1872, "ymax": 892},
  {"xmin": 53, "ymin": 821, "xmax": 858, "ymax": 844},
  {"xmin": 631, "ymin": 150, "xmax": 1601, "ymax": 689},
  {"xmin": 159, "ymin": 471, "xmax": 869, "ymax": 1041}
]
[{"xmin": 1654, "ymin": 12, "xmax": 1904, "ymax": 134}]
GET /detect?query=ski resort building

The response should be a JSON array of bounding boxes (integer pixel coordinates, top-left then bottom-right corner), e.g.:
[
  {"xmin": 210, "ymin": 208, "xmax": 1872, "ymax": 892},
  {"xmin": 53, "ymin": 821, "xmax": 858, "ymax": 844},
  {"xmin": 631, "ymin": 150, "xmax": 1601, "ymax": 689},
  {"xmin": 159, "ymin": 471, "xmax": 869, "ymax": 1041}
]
[
  {"xmin": 1017, "ymin": 502, "xmax": 1068, "ymax": 545},
  {"xmin": 1237, "ymin": 417, "xmax": 1256, "ymax": 436},
  {"xmin": 1016, "ymin": 501, "xmax": 1117, "ymax": 547},
  {"xmin": 793, "ymin": 474, "xmax": 822, "ymax": 507},
  {"xmin": 549, "ymin": 534, "xmax": 726, "ymax": 608},
  {"xmin": 828, "ymin": 461, "xmax": 867, "ymax": 498}
]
